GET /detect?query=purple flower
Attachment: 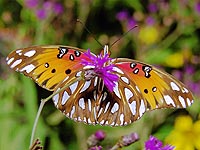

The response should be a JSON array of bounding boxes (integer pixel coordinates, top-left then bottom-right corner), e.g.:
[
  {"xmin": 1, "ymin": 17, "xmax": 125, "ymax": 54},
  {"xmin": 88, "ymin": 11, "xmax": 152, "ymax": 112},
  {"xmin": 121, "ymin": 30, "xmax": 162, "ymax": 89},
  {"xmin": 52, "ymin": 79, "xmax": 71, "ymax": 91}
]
[
  {"xmin": 94, "ymin": 130, "xmax": 106, "ymax": 141},
  {"xmin": 195, "ymin": 2, "xmax": 200, "ymax": 14},
  {"xmin": 36, "ymin": 9, "xmax": 46, "ymax": 20},
  {"xmin": 53, "ymin": 3, "xmax": 64, "ymax": 14},
  {"xmin": 145, "ymin": 136, "xmax": 174, "ymax": 150},
  {"xmin": 148, "ymin": 3, "xmax": 158, "ymax": 13},
  {"xmin": 127, "ymin": 18, "xmax": 137, "ymax": 30},
  {"xmin": 25, "ymin": 0, "xmax": 39, "ymax": 9},
  {"xmin": 145, "ymin": 16, "xmax": 155, "ymax": 25},
  {"xmin": 89, "ymin": 146, "xmax": 102, "ymax": 150},
  {"xmin": 116, "ymin": 10, "xmax": 129, "ymax": 21},
  {"xmin": 81, "ymin": 49, "xmax": 119, "ymax": 92}
]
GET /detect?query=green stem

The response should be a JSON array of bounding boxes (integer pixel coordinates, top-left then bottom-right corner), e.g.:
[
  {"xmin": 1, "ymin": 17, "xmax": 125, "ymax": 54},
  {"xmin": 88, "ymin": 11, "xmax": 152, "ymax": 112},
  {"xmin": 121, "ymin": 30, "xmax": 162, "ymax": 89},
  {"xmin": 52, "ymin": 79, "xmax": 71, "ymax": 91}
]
[{"xmin": 29, "ymin": 76, "xmax": 83, "ymax": 148}]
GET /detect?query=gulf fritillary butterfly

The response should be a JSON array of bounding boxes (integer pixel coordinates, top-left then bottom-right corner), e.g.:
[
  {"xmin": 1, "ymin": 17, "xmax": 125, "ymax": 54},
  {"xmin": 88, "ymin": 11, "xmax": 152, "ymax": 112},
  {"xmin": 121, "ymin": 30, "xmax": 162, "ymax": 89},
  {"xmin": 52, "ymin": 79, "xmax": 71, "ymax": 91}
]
[{"xmin": 6, "ymin": 45, "xmax": 194, "ymax": 126}]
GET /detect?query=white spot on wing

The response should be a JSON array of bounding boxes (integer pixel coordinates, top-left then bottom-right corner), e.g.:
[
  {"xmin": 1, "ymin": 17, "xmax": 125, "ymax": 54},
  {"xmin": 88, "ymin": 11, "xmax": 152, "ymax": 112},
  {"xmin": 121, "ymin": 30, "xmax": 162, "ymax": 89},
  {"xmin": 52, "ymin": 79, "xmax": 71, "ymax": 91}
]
[
  {"xmin": 53, "ymin": 94, "xmax": 59, "ymax": 106},
  {"xmin": 94, "ymin": 77, "xmax": 98, "ymax": 86},
  {"xmin": 182, "ymin": 87, "xmax": 189, "ymax": 93},
  {"xmin": 113, "ymin": 82, "xmax": 121, "ymax": 99},
  {"xmin": 164, "ymin": 95, "xmax": 175, "ymax": 107},
  {"xmin": 100, "ymin": 120, "xmax": 105, "ymax": 125},
  {"xmin": 76, "ymin": 71, "xmax": 82, "ymax": 77},
  {"xmin": 69, "ymin": 81, "xmax": 78, "ymax": 94},
  {"xmin": 70, "ymin": 106, "xmax": 75, "ymax": 118},
  {"xmin": 139, "ymin": 100, "xmax": 145, "ymax": 117},
  {"xmin": 88, "ymin": 99, "xmax": 92, "ymax": 112},
  {"xmin": 16, "ymin": 49, "xmax": 22, "ymax": 55},
  {"xmin": 24, "ymin": 50, "xmax": 36, "ymax": 57},
  {"xmin": 113, "ymin": 67, "xmax": 124, "ymax": 74},
  {"xmin": 170, "ymin": 82, "xmax": 180, "ymax": 91},
  {"xmin": 98, "ymin": 108, "xmax": 103, "ymax": 118},
  {"xmin": 61, "ymin": 91, "xmax": 70, "ymax": 105},
  {"xmin": 125, "ymin": 88, "xmax": 133, "ymax": 101},
  {"xmin": 136, "ymin": 86, "xmax": 141, "ymax": 93},
  {"xmin": 16, "ymin": 49, "xmax": 22, "ymax": 54},
  {"xmin": 20, "ymin": 64, "xmax": 35, "ymax": 73},
  {"xmin": 83, "ymin": 65, "xmax": 95, "ymax": 70},
  {"xmin": 129, "ymin": 101, "xmax": 136, "ymax": 115},
  {"xmin": 10, "ymin": 59, "xmax": 22, "ymax": 68},
  {"xmin": 186, "ymin": 98, "xmax": 192, "ymax": 106},
  {"xmin": 120, "ymin": 113, "xmax": 124, "ymax": 125},
  {"xmin": 93, "ymin": 90, "xmax": 97, "ymax": 100},
  {"xmin": 111, "ymin": 103, "xmax": 119, "ymax": 113},
  {"xmin": 104, "ymin": 102, "xmax": 110, "ymax": 113},
  {"xmin": 62, "ymin": 76, "xmax": 69, "ymax": 83},
  {"xmin": 80, "ymin": 80, "xmax": 91, "ymax": 93},
  {"xmin": 79, "ymin": 98, "xmax": 85, "ymax": 109},
  {"xmin": 121, "ymin": 76, "xmax": 129, "ymax": 84},
  {"xmin": 7, "ymin": 57, "xmax": 14, "ymax": 65},
  {"xmin": 178, "ymin": 96, "xmax": 186, "ymax": 108},
  {"xmin": 103, "ymin": 92, "xmax": 107, "ymax": 101}
]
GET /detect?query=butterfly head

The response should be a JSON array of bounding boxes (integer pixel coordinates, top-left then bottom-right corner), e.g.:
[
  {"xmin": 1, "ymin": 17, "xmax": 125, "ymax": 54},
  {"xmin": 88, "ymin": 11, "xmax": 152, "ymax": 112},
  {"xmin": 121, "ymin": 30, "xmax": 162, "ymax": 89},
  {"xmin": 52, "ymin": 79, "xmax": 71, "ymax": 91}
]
[{"xmin": 81, "ymin": 46, "xmax": 119, "ymax": 92}]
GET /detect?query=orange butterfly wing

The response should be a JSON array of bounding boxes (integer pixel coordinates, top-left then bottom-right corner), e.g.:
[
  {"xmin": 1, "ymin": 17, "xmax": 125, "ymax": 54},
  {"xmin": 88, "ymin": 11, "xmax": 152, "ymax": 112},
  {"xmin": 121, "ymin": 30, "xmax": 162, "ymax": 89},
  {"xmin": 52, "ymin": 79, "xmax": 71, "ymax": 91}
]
[{"xmin": 6, "ymin": 45, "xmax": 88, "ymax": 91}]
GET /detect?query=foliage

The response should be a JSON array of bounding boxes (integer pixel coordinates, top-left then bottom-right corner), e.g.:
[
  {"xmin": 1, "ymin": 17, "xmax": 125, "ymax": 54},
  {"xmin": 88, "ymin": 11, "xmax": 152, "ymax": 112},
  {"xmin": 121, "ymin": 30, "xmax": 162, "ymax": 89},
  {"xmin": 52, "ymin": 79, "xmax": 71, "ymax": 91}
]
[{"xmin": 0, "ymin": 0, "xmax": 200, "ymax": 150}]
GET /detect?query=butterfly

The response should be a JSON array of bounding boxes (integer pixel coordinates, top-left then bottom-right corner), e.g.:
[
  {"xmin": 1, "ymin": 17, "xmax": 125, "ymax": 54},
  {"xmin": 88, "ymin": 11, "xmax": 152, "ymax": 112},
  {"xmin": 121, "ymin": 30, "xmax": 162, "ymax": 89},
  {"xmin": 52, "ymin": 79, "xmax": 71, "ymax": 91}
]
[{"xmin": 6, "ymin": 45, "xmax": 194, "ymax": 126}]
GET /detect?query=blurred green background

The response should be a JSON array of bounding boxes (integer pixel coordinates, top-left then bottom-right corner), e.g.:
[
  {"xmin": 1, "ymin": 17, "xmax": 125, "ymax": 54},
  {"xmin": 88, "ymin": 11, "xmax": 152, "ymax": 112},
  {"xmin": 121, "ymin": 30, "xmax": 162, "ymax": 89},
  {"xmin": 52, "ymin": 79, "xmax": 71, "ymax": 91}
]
[{"xmin": 0, "ymin": 0, "xmax": 200, "ymax": 150}]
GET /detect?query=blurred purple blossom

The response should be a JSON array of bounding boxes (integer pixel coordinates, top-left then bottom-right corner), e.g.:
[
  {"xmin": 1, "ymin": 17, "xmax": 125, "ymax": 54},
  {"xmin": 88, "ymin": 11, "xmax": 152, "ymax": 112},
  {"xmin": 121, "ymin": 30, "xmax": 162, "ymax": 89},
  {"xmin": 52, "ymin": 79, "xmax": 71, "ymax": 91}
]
[
  {"xmin": 25, "ymin": 0, "xmax": 39, "ymax": 8},
  {"xmin": 88, "ymin": 146, "xmax": 102, "ymax": 150},
  {"xmin": 195, "ymin": 2, "xmax": 200, "ymax": 14},
  {"xmin": 116, "ymin": 10, "xmax": 129, "ymax": 21},
  {"xmin": 24, "ymin": 0, "xmax": 63, "ymax": 20},
  {"xmin": 148, "ymin": 3, "xmax": 158, "ymax": 13},
  {"xmin": 87, "ymin": 130, "xmax": 106, "ymax": 148},
  {"xmin": 145, "ymin": 16, "xmax": 155, "ymax": 25},
  {"xmin": 116, "ymin": 10, "xmax": 137, "ymax": 30},
  {"xmin": 127, "ymin": 18, "xmax": 137, "ymax": 30},
  {"xmin": 36, "ymin": 9, "xmax": 46, "ymax": 20},
  {"xmin": 53, "ymin": 3, "xmax": 64, "ymax": 14},
  {"xmin": 145, "ymin": 136, "xmax": 174, "ymax": 150},
  {"xmin": 94, "ymin": 130, "xmax": 106, "ymax": 141}
]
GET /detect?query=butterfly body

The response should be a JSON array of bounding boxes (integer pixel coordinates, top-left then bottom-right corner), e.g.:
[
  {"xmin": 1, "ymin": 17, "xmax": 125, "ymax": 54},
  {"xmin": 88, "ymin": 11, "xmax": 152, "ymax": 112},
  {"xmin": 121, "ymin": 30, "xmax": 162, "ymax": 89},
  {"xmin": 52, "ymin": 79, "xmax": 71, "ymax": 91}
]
[{"xmin": 6, "ymin": 45, "xmax": 194, "ymax": 126}]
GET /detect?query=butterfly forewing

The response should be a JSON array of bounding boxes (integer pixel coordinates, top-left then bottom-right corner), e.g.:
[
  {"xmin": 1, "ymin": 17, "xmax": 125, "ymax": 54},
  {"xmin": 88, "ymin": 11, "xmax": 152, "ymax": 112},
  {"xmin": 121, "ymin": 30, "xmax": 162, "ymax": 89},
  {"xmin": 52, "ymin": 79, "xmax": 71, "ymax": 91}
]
[
  {"xmin": 114, "ymin": 58, "xmax": 193, "ymax": 110},
  {"xmin": 6, "ymin": 45, "xmax": 87, "ymax": 91}
]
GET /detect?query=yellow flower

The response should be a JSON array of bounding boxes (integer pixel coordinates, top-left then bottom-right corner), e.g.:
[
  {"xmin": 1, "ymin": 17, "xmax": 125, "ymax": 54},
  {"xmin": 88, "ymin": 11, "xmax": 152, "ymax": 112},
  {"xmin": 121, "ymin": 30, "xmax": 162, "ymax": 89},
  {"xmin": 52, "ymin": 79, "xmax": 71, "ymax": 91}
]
[
  {"xmin": 138, "ymin": 25, "xmax": 159, "ymax": 45},
  {"xmin": 165, "ymin": 116, "xmax": 200, "ymax": 150},
  {"xmin": 164, "ymin": 52, "xmax": 184, "ymax": 68}
]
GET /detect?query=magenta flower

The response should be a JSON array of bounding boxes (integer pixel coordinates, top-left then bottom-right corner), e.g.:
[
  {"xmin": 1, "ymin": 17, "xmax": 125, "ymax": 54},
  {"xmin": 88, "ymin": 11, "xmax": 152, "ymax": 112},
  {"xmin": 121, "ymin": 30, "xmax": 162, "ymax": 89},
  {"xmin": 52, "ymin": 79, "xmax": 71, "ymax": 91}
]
[
  {"xmin": 94, "ymin": 130, "xmax": 106, "ymax": 141},
  {"xmin": 24, "ymin": 0, "xmax": 63, "ymax": 20},
  {"xmin": 81, "ymin": 49, "xmax": 119, "ymax": 92},
  {"xmin": 88, "ymin": 146, "xmax": 102, "ymax": 150},
  {"xmin": 36, "ymin": 9, "xmax": 46, "ymax": 20},
  {"xmin": 195, "ymin": 2, "xmax": 200, "ymax": 14},
  {"xmin": 145, "ymin": 136, "xmax": 174, "ymax": 150},
  {"xmin": 116, "ymin": 10, "xmax": 129, "ymax": 21},
  {"xmin": 25, "ymin": 0, "xmax": 39, "ymax": 8},
  {"xmin": 148, "ymin": 3, "xmax": 158, "ymax": 13}
]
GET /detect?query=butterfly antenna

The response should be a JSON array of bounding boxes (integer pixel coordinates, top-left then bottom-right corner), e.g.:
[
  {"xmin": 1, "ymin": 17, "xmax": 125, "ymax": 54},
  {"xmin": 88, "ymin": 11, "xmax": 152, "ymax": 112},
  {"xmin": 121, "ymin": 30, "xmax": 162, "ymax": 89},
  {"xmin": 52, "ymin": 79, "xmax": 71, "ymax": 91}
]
[
  {"xmin": 76, "ymin": 19, "xmax": 104, "ymax": 48},
  {"xmin": 110, "ymin": 25, "xmax": 138, "ymax": 48}
]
